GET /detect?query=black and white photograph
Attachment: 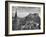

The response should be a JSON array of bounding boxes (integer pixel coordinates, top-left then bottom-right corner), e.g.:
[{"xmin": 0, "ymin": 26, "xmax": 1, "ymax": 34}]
[
  {"xmin": 12, "ymin": 7, "xmax": 41, "ymax": 30},
  {"xmin": 5, "ymin": 1, "xmax": 45, "ymax": 36}
]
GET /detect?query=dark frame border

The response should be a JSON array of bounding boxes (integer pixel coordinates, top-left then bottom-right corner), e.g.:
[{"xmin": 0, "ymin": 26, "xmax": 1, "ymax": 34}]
[{"xmin": 5, "ymin": 1, "xmax": 45, "ymax": 36}]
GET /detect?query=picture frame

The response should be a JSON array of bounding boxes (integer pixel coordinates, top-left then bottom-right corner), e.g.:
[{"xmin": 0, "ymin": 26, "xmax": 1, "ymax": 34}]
[{"xmin": 5, "ymin": 1, "xmax": 45, "ymax": 36}]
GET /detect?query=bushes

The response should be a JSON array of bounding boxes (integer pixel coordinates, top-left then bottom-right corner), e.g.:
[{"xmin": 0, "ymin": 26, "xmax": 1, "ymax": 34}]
[{"xmin": 12, "ymin": 13, "xmax": 40, "ymax": 30}]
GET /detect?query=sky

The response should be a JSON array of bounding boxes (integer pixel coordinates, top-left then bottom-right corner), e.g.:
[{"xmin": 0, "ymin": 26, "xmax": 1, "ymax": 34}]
[{"xmin": 12, "ymin": 7, "xmax": 40, "ymax": 18}]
